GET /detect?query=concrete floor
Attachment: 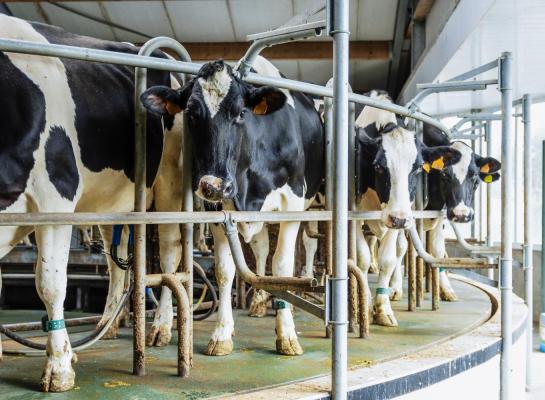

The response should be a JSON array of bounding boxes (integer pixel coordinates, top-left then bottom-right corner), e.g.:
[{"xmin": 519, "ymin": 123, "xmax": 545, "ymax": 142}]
[
  {"xmin": 526, "ymin": 327, "xmax": 545, "ymax": 400},
  {"xmin": 0, "ymin": 277, "xmax": 491, "ymax": 399}
]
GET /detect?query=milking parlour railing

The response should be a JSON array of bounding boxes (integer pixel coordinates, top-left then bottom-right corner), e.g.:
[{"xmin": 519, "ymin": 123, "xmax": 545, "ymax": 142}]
[{"xmin": 0, "ymin": 13, "xmax": 517, "ymax": 400}]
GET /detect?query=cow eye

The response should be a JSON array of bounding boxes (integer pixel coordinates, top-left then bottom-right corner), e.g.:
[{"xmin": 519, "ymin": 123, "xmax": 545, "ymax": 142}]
[{"xmin": 235, "ymin": 109, "xmax": 246, "ymax": 124}]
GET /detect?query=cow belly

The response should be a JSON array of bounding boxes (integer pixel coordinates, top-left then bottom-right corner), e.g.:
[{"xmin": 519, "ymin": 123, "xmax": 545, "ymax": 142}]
[{"xmin": 75, "ymin": 168, "xmax": 144, "ymax": 212}]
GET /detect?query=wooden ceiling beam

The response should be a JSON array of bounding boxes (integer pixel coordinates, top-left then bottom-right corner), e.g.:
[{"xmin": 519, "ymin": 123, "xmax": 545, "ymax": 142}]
[{"xmin": 167, "ymin": 41, "xmax": 389, "ymax": 61}]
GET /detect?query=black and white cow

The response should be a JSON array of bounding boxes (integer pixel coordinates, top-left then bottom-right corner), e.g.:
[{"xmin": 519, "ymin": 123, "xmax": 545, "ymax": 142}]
[
  {"xmin": 141, "ymin": 56, "xmax": 324, "ymax": 356},
  {"xmin": 423, "ymin": 123, "xmax": 501, "ymax": 300},
  {"xmin": 354, "ymin": 91, "xmax": 461, "ymax": 326},
  {"xmin": 0, "ymin": 16, "xmax": 185, "ymax": 391}
]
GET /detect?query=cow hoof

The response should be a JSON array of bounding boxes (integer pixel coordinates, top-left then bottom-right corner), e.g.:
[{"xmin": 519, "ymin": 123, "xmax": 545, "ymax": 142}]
[
  {"xmin": 40, "ymin": 359, "xmax": 75, "ymax": 392},
  {"xmin": 276, "ymin": 338, "xmax": 303, "ymax": 356},
  {"xmin": 390, "ymin": 290, "xmax": 403, "ymax": 301},
  {"xmin": 98, "ymin": 323, "xmax": 119, "ymax": 340},
  {"xmin": 369, "ymin": 263, "xmax": 379, "ymax": 274},
  {"xmin": 204, "ymin": 338, "xmax": 233, "ymax": 356},
  {"xmin": 146, "ymin": 325, "xmax": 172, "ymax": 347},
  {"xmin": 373, "ymin": 312, "xmax": 398, "ymax": 327},
  {"xmin": 440, "ymin": 289, "xmax": 458, "ymax": 302},
  {"xmin": 248, "ymin": 300, "xmax": 268, "ymax": 317}
]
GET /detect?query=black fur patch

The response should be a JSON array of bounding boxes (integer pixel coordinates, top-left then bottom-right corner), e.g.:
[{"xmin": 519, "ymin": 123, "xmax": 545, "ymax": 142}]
[
  {"xmin": 0, "ymin": 52, "xmax": 45, "ymax": 211},
  {"xmin": 45, "ymin": 126, "xmax": 79, "ymax": 200}
]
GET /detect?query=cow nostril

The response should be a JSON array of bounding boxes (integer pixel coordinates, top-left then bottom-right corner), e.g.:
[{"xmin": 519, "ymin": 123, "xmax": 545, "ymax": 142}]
[{"xmin": 389, "ymin": 216, "xmax": 406, "ymax": 229}]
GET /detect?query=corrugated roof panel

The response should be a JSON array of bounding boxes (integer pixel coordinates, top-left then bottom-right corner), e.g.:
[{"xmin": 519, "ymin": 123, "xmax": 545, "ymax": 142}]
[
  {"xmin": 164, "ymin": 0, "xmax": 236, "ymax": 42},
  {"xmin": 229, "ymin": 0, "xmax": 294, "ymax": 41},
  {"xmin": 355, "ymin": 0, "xmax": 398, "ymax": 40},
  {"xmin": 102, "ymin": 1, "xmax": 174, "ymax": 43},
  {"xmin": 6, "ymin": 3, "xmax": 47, "ymax": 24},
  {"xmin": 298, "ymin": 60, "xmax": 334, "ymax": 85},
  {"xmin": 40, "ymin": 2, "xmax": 116, "ymax": 41}
]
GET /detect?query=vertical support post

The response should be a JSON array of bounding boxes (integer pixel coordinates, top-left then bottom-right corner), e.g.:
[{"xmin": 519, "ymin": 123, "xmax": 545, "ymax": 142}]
[
  {"xmin": 133, "ymin": 53, "xmax": 148, "ymax": 378},
  {"xmin": 408, "ymin": 236, "xmax": 416, "ymax": 311},
  {"xmin": 329, "ymin": 0, "xmax": 350, "ymax": 397},
  {"xmin": 415, "ymin": 120, "xmax": 425, "ymax": 306},
  {"xmin": 348, "ymin": 98, "xmax": 358, "ymax": 333},
  {"xmin": 499, "ymin": 51, "xmax": 514, "ymax": 400},
  {"xmin": 542, "ymin": 141, "xmax": 545, "ymax": 321},
  {"xmin": 470, "ymin": 120, "xmax": 477, "ymax": 239},
  {"xmin": 134, "ymin": 37, "xmax": 193, "ymax": 377},
  {"xmin": 485, "ymin": 121, "xmax": 495, "ymax": 281},
  {"xmin": 324, "ymin": 89, "xmax": 334, "ymax": 339},
  {"xmin": 522, "ymin": 94, "xmax": 533, "ymax": 392}
]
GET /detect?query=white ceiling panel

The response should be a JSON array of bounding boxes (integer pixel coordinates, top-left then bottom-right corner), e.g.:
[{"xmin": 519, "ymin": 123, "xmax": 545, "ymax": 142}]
[
  {"xmin": 355, "ymin": 0, "xmax": 398, "ymax": 40},
  {"xmin": 102, "ymin": 1, "xmax": 174, "ymax": 42},
  {"xmin": 164, "ymin": 0, "xmax": 235, "ymax": 42},
  {"xmin": 229, "ymin": 0, "xmax": 294, "ymax": 41}
]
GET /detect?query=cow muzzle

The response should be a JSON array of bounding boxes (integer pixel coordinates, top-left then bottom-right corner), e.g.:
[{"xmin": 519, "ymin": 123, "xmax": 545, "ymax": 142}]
[
  {"xmin": 448, "ymin": 203, "xmax": 474, "ymax": 223},
  {"xmin": 197, "ymin": 175, "xmax": 235, "ymax": 202},
  {"xmin": 384, "ymin": 211, "xmax": 412, "ymax": 230}
]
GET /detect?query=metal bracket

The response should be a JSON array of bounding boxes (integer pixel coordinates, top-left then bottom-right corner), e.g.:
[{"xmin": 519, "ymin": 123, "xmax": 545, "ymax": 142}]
[
  {"xmin": 268, "ymin": 290, "xmax": 326, "ymax": 323},
  {"xmin": 326, "ymin": 277, "xmax": 348, "ymax": 325}
]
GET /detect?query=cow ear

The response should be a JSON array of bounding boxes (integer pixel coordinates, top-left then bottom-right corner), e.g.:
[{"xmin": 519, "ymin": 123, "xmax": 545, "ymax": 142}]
[
  {"xmin": 247, "ymin": 86, "xmax": 287, "ymax": 115},
  {"xmin": 357, "ymin": 127, "xmax": 379, "ymax": 151},
  {"xmin": 479, "ymin": 172, "xmax": 501, "ymax": 183},
  {"xmin": 475, "ymin": 156, "xmax": 501, "ymax": 174},
  {"xmin": 140, "ymin": 80, "xmax": 193, "ymax": 116},
  {"xmin": 421, "ymin": 146, "xmax": 461, "ymax": 172}
]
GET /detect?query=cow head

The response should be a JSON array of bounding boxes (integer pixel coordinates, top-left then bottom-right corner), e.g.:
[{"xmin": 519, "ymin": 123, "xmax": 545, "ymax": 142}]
[
  {"xmin": 359, "ymin": 123, "xmax": 461, "ymax": 229},
  {"xmin": 428, "ymin": 141, "xmax": 500, "ymax": 222},
  {"xmin": 140, "ymin": 60, "xmax": 287, "ymax": 204}
]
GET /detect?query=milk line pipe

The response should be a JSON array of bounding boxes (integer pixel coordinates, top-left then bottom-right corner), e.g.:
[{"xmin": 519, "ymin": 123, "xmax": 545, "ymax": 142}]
[
  {"xmin": 0, "ymin": 38, "xmax": 451, "ymax": 134},
  {"xmin": 450, "ymin": 221, "xmax": 500, "ymax": 255},
  {"xmin": 522, "ymin": 94, "xmax": 533, "ymax": 391},
  {"xmin": 407, "ymin": 225, "xmax": 494, "ymax": 267}
]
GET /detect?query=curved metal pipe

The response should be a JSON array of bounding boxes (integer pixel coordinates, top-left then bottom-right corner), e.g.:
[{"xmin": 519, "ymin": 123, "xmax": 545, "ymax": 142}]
[
  {"xmin": 347, "ymin": 260, "xmax": 369, "ymax": 339},
  {"xmin": 450, "ymin": 221, "xmax": 500, "ymax": 255}
]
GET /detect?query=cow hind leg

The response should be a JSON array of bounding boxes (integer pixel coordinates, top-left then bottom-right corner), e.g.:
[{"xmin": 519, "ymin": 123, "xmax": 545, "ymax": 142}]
[
  {"xmin": 248, "ymin": 226, "xmax": 270, "ymax": 317},
  {"xmin": 205, "ymin": 224, "xmax": 235, "ymax": 356},
  {"xmin": 373, "ymin": 229, "xmax": 399, "ymax": 327},
  {"xmin": 274, "ymin": 221, "xmax": 303, "ymax": 356},
  {"xmin": 301, "ymin": 221, "xmax": 318, "ymax": 278},
  {"xmin": 146, "ymin": 223, "xmax": 182, "ymax": 347},
  {"xmin": 389, "ymin": 232, "xmax": 407, "ymax": 301},
  {"xmin": 35, "ymin": 225, "xmax": 75, "ymax": 392},
  {"xmin": 96, "ymin": 226, "xmax": 128, "ymax": 340},
  {"xmin": 429, "ymin": 221, "xmax": 457, "ymax": 301}
]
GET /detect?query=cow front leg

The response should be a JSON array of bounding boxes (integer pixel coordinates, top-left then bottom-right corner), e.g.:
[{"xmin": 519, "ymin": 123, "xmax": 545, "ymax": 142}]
[
  {"xmin": 205, "ymin": 224, "xmax": 235, "ymax": 356},
  {"xmin": 146, "ymin": 223, "xmax": 182, "ymax": 347},
  {"xmin": 35, "ymin": 225, "xmax": 75, "ymax": 392},
  {"xmin": 274, "ymin": 221, "xmax": 303, "ymax": 356},
  {"xmin": 373, "ymin": 229, "xmax": 399, "ymax": 327},
  {"xmin": 429, "ymin": 220, "xmax": 457, "ymax": 301},
  {"xmin": 248, "ymin": 225, "xmax": 270, "ymax": 317},
  {"xmin": 97, "ymin": 226, "xmax": 127, "ymax": 339},
  {"xmin": 389, "ymin": 232, "xmax": 407, "ymax": 301}
]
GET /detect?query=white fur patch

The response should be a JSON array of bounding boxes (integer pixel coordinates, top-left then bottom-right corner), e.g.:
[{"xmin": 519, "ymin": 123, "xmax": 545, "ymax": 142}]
[
  {"xmin": 450, "ymin": 141, "xmax": 473, "ymax": 184},
  {"xmin": 198, "ymin": 68, "xmax": 232, "ymax": 118},
  {"xmin": 355, "ymin": 91, "xmax": 397, "ymax": 130},
  {"xmin": 381, "ymin": 127, "xmax": 417, "ymax": 222}
]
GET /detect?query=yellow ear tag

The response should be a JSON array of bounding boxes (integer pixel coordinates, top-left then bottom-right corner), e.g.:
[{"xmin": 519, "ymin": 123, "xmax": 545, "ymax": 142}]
[
  {"xmin": 480, "ymin": 164, "xmax": 490, "ymax": 173},
  {"xmin": 422, "ymin": 163, "xmax": 431, "ymax": 173},
  {"xmin": 253, "ymin": 98, "xmax": 268, "ymax": 115},
  {"xmin": 484, "ymin": 174, "xmax": 493, "ymax": 183},
  {"xmin": 431, "ymin": 156, "xmax": 445, "ymax": 170}
]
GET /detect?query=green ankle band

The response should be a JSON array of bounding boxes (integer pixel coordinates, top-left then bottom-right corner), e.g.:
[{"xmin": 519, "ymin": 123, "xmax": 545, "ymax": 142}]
[
  {"xmin": 439, "ymin": 267, "xmax": 445, "ymax": 272},
  {"xmin": 41, "ymin": 316, "xmax": 65, "ymax": 332},
  {"xmin": 272, "ymin": 299, "xmax": 289, "ymax": 310},
  {"xmin": 376, "ymin": 287, "xmax": 390, "ymax": 295}
]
